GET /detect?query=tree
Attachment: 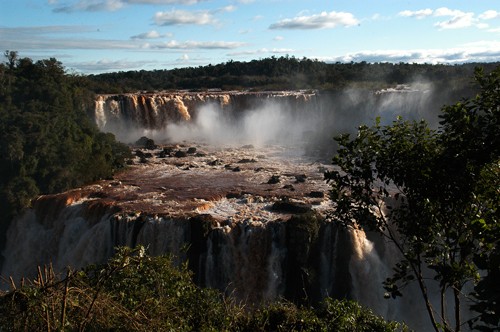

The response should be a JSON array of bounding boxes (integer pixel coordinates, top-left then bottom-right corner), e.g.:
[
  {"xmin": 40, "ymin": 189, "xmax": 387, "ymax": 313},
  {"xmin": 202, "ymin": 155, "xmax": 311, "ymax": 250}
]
[
  {"xmin": 325, "ymin": 66, "xmax": 500, "ymax": 331},
  {"xmin": 0, "ymin": 52, "xmax": 131, "ymax": 230}
]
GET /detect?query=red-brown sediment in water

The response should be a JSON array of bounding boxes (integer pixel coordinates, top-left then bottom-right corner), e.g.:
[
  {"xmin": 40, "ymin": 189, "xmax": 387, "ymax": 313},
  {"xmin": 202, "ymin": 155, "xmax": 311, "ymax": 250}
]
[{"xmin": 40, "ymin": 143, "xmax": 332, "ymax": 222}]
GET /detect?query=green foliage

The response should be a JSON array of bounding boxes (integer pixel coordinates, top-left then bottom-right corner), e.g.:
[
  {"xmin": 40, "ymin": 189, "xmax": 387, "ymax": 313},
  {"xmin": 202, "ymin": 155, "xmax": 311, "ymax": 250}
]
[
  {"xmin": 86, "ymin": 55, "xmax": 499, "ymax": 93},
  {"xmin": 0, "ymin": 52, "xmax": 131, "ymax": 227},
  {"xmin": 325, "ymin": 66, "xmax": 500, "ymax": 331},
  {"xmin": 0, "ymin": 246, "xmax": 403, "ymax": 331}
]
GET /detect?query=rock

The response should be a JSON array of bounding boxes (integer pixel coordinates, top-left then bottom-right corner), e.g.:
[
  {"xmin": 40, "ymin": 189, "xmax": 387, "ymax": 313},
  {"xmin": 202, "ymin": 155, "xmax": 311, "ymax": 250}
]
[
  {"xmin": 135, "ymin": 150, "xmax": 153, "ymax": 158},
  {"xmin": 295, "ymin": 174, "xmax": 307, "ymax": 183},
  {"xmin": 283, "ymin": 184, "xmax": 295, "ymax": 191},
  {"xmin": 135, "ymin": 136, "xmax": 156, "ymax": 150},
  {"xmin": 174, "ymin": 150, "xmax": 188, "ymax": 158},
  {"xmin": 163, "ymin": 147, "xmax": 174, "ymax": 155},
  {"xmin": 135, "ymin": 136, "xmax": 149, "ymax": 146},
  {"xmin": 267, "ymin": 175, "xmax": 281, "ymax": 184},
  {"xmin": 271, "ymin": 200, "xmax": 312, "ymax": 214},
  {"xmin": 308, "ymin": 191, "xmax": 325, "ymax": 198},
  {"xmin": 208, "ymin": 159, "xmax": 223, "ymax": 166},
  {"xmin": 144, "ymin": 139, "xmax": 157, "ymax": 150},
  {"xmin": 232, "ymin": 166, "xmax": 241, "ymax": 172},
  {"xmin": 187, "ymin": 147, "xmax": 197, "ymax": 154},
  {"xmin": 237, "ymin": 158, "xmax": 257, "ymax": 163}
]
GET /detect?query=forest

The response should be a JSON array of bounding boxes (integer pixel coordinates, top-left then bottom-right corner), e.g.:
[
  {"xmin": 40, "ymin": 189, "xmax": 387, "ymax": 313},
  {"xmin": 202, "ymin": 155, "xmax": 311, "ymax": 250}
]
[
  {"xmin": 0, "ymin": 51, "xmax": 499, "ymax": 330},
  {"xmin": 87, "ymin": 55, "xmax": 500, "ymax": 93}
]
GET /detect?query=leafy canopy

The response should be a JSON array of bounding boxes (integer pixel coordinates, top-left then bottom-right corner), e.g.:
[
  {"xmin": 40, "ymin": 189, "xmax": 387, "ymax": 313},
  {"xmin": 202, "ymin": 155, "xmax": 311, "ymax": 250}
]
[
  {"xmin": 325, "ymin": 66, "xmax": 500, "ymax": 331},
  {"xmin": 0, "ymin": 51, "xmax": 131, "ymax": 228}
]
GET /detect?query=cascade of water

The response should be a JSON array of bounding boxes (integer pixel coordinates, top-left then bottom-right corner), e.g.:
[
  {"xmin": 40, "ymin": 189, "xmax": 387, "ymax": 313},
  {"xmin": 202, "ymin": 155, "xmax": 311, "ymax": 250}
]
[
  {"xmin": 348, "ymin": 227, "xmax": 391, "ymax": 316},
  {"xmin": 264, "ymin": 222, "xmax": 287, "ymax": 301},
  {"xmin": 94, "ymin": 96, "xmax": 106, "ymax": 129},
  {"xmin": 1, "ymin": 203, "xmax": 115, "ymax": 284},
  {"xmin": 318, "ymin": 222, "xmax": 338, "ymax": 298}
]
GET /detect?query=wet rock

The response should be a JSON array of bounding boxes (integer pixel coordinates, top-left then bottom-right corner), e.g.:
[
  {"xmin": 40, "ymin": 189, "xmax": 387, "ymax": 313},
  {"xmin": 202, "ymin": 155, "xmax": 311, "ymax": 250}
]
[
  {"xmin": 163, "ymin": 147, "xmax": 174, "ymax": 155},
  {"xmin": 308, "ymin": 191, "xmax": 325, "ymax": 198},
  {"xmin": 232, "ymin": 166, "xmax": 241, "ymax": 172},
  {"xmin": 174, "ymin": 150, "xmax": 188, "ymax": 158},
  {"xmin": 187, "ymin": 147, "xmax": 197, "ymax": 154},
  {"xmin": 283, "ymin": 184, "xmax": 295, "ymax": 191},
  {"xmin": 271, "ymin": 200, "xmax": 312, "ymax": 214},
  {"xmin": 226, "ymin": 192, "xmax": 243, "ymax": 199},
  {"xmin": 267, "ymin": 175, "xmax": 281, "ymax": 184},
  {"xmin": 136, "ymin": 150, "xmax": 153, "ymax": 158},
  {"xmin": 237, "ymin": 158, "xmax": 257, "ymax": 163},
  {"xmin": 208, "ymin": 159, "xmax": 223, "ymax": 166},
  {"xmin": 295, "ymin": 174, "xmax": 307, "ymax": 183},
  {"xmin": 135, "ymin": 136, "xmax": 156, "ymax": 150}
]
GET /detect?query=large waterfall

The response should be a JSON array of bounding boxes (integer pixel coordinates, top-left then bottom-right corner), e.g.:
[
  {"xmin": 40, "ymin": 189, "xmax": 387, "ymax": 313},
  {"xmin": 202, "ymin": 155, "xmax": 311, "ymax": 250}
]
[{"xmin": 1, "ymin": 87, "xmax": 464, "ymax": 331}]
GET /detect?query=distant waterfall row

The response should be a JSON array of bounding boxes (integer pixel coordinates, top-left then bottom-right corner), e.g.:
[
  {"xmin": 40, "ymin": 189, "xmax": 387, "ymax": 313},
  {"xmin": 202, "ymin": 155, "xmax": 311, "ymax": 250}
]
[{"xmin": 94, "ymin": 92, "xmax": 317, "ymax": 142}]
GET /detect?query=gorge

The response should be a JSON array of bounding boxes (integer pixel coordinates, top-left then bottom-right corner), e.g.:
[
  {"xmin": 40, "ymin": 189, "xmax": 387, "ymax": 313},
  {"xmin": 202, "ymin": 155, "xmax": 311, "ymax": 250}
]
[{"xmin": 1, "ymin": 86, "xmax": 470, "ymax": 331}]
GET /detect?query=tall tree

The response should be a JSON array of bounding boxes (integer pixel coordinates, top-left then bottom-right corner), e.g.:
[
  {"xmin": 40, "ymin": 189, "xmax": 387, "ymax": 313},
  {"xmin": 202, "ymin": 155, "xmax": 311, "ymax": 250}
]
[{"xmin": 325, "ymin": 66, "xmax": 500, "ymax": 331}]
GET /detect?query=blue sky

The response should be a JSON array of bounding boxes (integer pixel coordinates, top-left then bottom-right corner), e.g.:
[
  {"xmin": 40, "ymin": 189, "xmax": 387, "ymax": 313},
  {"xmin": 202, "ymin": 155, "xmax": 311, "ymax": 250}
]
[{"xmin": 1, "ymin": 0, "xmax": 499, "ymax": 73}]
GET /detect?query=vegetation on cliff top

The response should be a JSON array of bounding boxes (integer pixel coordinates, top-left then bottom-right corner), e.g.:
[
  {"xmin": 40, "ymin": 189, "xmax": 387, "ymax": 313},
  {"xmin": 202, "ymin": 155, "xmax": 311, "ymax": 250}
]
[
  {"xmin": 87, "ymin": 55, "xmax": 500, "ymax": 93},
  {"xmin": 0, "ymin": 51, "xmax": 131, "ymax": 235}
]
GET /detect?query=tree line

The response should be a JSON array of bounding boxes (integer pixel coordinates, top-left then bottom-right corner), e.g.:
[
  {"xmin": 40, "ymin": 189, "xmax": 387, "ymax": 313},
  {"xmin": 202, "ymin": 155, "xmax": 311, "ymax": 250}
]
[{"xmin": 87, "ymin": 55, "xmax": 500, "ymax": 93}]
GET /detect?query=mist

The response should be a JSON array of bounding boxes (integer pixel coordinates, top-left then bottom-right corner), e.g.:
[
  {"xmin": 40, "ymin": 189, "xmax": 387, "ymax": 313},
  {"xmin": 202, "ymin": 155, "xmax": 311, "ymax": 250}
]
[{"xmin": 95, "ymin": 83, "xmax": 463, "ymax": 159}]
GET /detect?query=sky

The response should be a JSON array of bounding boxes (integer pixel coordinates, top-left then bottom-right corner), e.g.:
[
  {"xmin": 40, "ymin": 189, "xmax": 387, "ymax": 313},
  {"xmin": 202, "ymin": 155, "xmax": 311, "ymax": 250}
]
[{"xmin": 1, "ymin": 0, "xmax": 500, "ymax": 74}]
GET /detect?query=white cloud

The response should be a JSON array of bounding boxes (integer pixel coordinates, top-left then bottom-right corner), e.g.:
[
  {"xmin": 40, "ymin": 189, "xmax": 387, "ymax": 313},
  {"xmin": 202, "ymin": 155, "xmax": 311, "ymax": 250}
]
[
  {"xmin": 324, "ymin": 42, "xmax": 500, "ymax": 64},
  {"xmin": 150, "ymin": 40, "xmax": 246, "ymax": 49},
  {"xmin": 227, "ymin": 47, "xmax": 294, "ymax": 56},
  {"xmin": 71, "ymin": 58, "xmax": 146, "ymax": 72},
  {"xmin": 154, "ymin": 9, "xmax": 216, "ymax": 26},
  {"xmin": 433, "ymin": 7, "xmax": 474, "ymax": 29},
  {"xmin": 131, "ymin": 30, "xmax": 162, "ymax": 39},
  {"xmin": 435, "ymin": 13, "xmax": 474, "ymax": 29},
  {"xmin": 269, "ymin": 11, "xmax": 359, "ymax": 30},
  {"xmin": 398, "ymin": 9, "xmax": 433, "ymax": 19},
  {"xmin": 177, "ymin": 54, "xmax": 190, "ymax": 62},
  {"xmin": 0, "ymin": 26, "xmax": 139, "ymax": 50},
  {"xmin": 399, "ymin": 7, "xmax": 499, "ymax": 30},
  {"xmin": 273, "ymin": 36, "xmax": 284, "ymax": 41},
  {"xmin": 52, "ymin": 0, "xmax": 205, "ymax": 13},
  {"xmin": 219, "ymin": 5, "xmax": 236, "ymax": 13},
  {"xmin": 479, "ymin": 10, "xmax": 500, "ymax": 20}
]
